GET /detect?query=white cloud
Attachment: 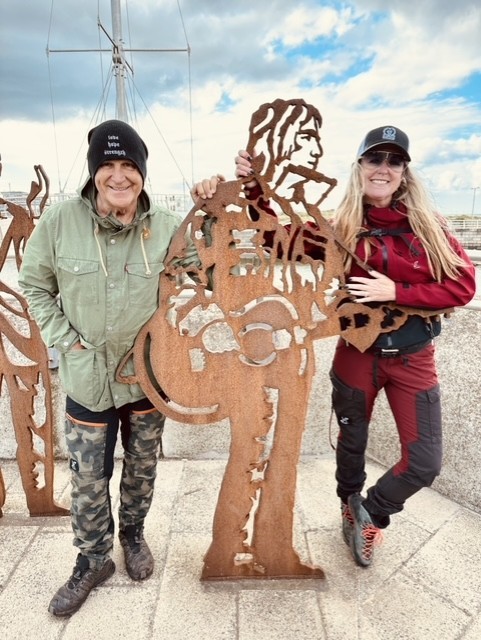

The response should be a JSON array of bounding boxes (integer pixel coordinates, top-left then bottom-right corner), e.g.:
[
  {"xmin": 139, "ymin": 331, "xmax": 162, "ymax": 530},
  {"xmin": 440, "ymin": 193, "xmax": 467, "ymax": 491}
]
[
  {"xmin": 265, "ymin": 6, "xmax": 354, "ymax": 49},
  {"xmin": 1, "ymin": 0, "xmax": 481, "ymax": 217}
]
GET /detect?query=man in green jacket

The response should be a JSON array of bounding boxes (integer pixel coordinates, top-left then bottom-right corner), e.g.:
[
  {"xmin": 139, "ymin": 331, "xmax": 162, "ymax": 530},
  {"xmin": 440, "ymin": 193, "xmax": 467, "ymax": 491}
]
[{"xmin": 19, "ymin": 119, "xmax": 199, "ymax": 616}]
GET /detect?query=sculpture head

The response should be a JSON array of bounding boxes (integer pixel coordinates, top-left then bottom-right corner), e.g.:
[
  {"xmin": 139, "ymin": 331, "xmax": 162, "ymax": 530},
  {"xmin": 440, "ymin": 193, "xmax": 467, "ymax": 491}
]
[{"xmin": 246, "ymin": 98, "xmax": 324, "ymax": 183}]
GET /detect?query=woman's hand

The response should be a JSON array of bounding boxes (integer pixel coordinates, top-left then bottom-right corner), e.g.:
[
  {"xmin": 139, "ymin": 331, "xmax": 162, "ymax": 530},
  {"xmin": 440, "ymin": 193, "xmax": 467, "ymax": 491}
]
[
  {"xmin": 190, "ymin": 174, "xmax": 225, "ymax": 202},
  {"xmin": 347, "ymin": 270, "xmax": 396, "ymax": 303},
  {"xmin": 235, "ymin": 150, "xmax": 257, "ymax": 189}
]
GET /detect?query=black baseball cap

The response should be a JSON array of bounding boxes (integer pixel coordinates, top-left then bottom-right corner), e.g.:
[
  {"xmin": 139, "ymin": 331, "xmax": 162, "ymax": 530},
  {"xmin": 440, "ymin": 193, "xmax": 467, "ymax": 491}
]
[{"xmin": 357, "ymin": 126, "xmax": 411, "ymax": 161}]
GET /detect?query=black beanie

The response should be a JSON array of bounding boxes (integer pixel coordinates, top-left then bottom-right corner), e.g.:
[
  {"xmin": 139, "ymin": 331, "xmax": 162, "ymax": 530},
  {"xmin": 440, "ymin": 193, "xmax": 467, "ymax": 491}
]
[{"xmin": 87, "ymin": 120, "xmax": 148, "ymax": 182}]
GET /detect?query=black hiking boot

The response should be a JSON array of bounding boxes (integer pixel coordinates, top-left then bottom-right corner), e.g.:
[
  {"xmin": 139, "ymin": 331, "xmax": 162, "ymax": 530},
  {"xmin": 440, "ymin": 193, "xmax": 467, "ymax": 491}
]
[
  {"xmin": 119, "ymin": 524, "xmax": 154, "ymax": 581},
  {"xmin": 348, "ymin": 493, "xmax": 383, "ymax": 567},
  {"xmin": 341, "ymin": 500, "xmax": 354, "ymax": 546},
  {"xmin": 48, "ymin": 554, "xmax": 115, "ymax": 616}
]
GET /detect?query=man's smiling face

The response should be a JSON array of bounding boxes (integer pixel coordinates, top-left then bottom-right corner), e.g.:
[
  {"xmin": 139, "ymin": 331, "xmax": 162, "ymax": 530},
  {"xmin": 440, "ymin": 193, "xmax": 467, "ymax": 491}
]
[{"xmin": 94, "ymin": 159, "xmax": 142, "ymax": 218}]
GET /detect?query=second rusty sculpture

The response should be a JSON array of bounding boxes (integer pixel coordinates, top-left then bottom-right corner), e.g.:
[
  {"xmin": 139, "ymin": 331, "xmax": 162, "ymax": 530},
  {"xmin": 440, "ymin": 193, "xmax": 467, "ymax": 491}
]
[{"xmin": 0, "ymin": 162, "xmax": 68, "ymax": 518}]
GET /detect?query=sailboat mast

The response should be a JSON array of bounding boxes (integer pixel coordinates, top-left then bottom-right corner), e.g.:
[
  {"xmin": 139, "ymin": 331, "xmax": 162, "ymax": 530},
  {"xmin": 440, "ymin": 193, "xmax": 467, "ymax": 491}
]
[
  {"xmin": 47, "ymin": 1, "xmax": 194, "ymax": 190},
  {"xmin": 110, "ymin": 0, "xmax": 128, "ymax": 122}
]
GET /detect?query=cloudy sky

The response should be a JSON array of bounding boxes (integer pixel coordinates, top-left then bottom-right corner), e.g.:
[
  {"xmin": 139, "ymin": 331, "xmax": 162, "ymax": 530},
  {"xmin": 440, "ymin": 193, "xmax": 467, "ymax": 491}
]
[{"xmin": 1, "ymin": 0, "xmax": 480, "ymax": 214}]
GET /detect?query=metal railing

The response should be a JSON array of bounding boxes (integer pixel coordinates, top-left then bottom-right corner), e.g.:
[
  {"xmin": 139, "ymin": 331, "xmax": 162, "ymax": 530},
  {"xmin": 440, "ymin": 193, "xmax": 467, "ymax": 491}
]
[
  {"xmin": 448, "ymin": 218, "xmax": 481, "ymax": 230},
  {"xmin": 465, "ymin": 249, "xmax": 481, "ymax": 311},
  {"xmin": 43, "ymin": 191, "xmax": 192, "ymax": 215},
  {"xmin": 448, "ymin": 218, "xmax": 481, "ymax": 250}
]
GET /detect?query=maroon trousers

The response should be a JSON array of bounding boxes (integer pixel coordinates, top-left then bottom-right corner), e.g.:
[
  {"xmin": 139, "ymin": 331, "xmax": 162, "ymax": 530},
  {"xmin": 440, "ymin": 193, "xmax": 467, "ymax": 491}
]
[{"xmin": 330, "ymin": 340, "xmax": 442, "ymax": 528}]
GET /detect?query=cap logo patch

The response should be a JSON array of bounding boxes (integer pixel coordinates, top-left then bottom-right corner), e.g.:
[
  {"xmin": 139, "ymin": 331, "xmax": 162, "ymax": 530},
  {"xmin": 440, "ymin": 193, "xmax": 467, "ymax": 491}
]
[{"xmin": 382, "ymin": 127, "xmax": 397, "ymax": 141}]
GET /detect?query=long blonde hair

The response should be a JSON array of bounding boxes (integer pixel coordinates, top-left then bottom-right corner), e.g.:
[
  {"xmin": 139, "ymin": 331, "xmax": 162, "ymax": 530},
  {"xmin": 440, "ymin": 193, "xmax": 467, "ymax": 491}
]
[{"xmin": 333, "ymin": 162, "xmax": 467, "ymax": 280}]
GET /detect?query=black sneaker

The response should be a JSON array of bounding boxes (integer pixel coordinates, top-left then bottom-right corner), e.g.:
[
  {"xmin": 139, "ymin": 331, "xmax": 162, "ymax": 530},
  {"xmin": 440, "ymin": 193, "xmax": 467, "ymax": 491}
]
[
  {"xmin": 119, "ymin": 524, "xmax": 154, "ymax": 581},
  {"xmin": 341, "ymin": 501, "xmax": 354, "ymax": 546},
  {"xmin": 48, "ymin": 554, "xmax": 115, "ymax": 616},
  {"xmin": 347, "ymin": 493, "xmax": 383, "ymax": 567}
]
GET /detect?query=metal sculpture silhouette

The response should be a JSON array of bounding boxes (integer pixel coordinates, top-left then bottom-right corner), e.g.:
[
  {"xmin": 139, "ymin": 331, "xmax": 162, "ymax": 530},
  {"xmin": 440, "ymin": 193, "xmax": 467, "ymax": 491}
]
[
  {"xmin": 117, "ymin": 99, "xmax": 448, "ymax": 580},
  {"xmin": 0, "ymin": 161, "xmax": 68, "ymax": 517}
]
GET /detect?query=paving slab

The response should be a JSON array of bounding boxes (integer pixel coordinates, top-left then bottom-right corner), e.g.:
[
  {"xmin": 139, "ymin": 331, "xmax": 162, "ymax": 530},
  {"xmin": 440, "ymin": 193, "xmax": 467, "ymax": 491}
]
[{"xmin": 0, "ymin": 456, "xmax": 480, "ymax": 640}]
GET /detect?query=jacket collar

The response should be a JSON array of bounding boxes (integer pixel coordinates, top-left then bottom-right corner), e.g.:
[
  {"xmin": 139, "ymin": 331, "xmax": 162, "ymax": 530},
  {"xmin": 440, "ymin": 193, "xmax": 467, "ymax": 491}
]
[{"xmin": 364, "ymin": 201, "xmax": 411, "ymax": 230}]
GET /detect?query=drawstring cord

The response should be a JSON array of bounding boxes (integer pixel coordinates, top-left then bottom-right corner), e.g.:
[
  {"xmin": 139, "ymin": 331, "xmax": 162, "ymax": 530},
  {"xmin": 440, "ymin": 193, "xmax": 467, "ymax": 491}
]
[
  {"xmin": 328, "ymin": 406, "xmax": 337, "ymax": 451},
  {"xmin": 94, "ymin": 221, "xmax": 152, "ymax": 277},
  {"xmin": 141, "ymin": 223, "xmax": 152, "ymax": 275},
  {"xmin": 94, "ymin": 223, "xmax": 109, "ymax": 277}
]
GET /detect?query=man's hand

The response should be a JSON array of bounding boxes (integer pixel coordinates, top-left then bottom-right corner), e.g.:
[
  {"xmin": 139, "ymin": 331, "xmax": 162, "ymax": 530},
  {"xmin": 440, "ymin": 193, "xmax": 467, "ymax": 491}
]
[
  {"xmin": 190, "ymin": 174, "xmax": 225, "ymax": 202},
  {"xmin": 347, "ymin": 270, "xmax": 396, "ymax": 303}
]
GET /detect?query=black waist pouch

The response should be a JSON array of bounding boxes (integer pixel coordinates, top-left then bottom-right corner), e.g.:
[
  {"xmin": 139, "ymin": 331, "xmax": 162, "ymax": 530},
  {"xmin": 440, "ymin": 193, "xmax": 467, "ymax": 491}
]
[{"xmin": 374, "ymin": 314, "xmax": 442, "ymax": 350}]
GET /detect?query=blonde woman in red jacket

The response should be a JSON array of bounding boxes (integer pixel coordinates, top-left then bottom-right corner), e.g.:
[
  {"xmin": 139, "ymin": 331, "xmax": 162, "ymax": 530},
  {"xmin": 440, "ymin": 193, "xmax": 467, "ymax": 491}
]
[
  {"xmin": 326, "ymin": 126, "xmax": 475, "ymax": 567},
  {"xmin": 225, "ymin": 124, "xmax": 476, "ymax": 568}
]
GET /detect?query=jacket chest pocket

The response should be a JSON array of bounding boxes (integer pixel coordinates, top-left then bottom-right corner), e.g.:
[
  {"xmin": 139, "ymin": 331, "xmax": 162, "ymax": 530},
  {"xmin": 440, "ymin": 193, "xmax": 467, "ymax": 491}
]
[
  {"xmin": 58, "ymin": 258, "xmax": 99, "ymax": 304},
  {"xmin": 125, "ymin": 262, "xmax": 164, "ymax": 306}
]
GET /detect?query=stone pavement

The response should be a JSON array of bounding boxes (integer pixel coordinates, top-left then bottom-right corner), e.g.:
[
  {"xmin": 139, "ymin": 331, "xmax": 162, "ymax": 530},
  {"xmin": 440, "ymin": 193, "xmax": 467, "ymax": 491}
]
[{"xmin": 1, "ymin": 455, "xmax": 481, "ymax": 640}]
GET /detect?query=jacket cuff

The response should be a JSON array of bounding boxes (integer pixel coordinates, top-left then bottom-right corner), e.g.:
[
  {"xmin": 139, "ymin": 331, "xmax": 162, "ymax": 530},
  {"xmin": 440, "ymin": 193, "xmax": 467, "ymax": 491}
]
[{"xmin": 54, "ymin": 330, "xmax": 80, "ymax": 353}]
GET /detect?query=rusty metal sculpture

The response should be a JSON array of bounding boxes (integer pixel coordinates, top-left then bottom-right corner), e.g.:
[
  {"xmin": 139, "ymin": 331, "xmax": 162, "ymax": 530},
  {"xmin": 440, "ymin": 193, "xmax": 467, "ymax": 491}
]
[
  {"xmin": 0, "ymin": 160, "xmax": 68, "ymax": 517},
  {"xmin": 117, "ymin": 99, "xmax": 448, "ymax": 581}
]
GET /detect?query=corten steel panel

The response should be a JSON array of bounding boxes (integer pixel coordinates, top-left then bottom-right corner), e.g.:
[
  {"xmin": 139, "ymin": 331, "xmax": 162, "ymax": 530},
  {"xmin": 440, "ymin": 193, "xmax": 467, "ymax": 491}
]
[
  {"xmin": 117, "ymin": 99, "xmax": 447, "ymax": 580},
  {"xmin": 0, "ymin": 162, "xmax": 68, "ymax": 518}
]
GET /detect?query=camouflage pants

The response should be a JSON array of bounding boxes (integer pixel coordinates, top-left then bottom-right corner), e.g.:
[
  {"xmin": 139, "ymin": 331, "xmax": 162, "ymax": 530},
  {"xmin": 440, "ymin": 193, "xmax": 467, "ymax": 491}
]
[{"xmin": 65, "ymin": 396, "xmax": 165, "ymax": 566}]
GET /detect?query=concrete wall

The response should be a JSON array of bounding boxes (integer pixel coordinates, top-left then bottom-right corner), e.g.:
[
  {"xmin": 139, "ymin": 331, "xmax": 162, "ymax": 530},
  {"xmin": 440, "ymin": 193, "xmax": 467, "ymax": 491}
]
[{"xmin": 363, "ymin": 308, "xmax": 481, "ymax": 513}]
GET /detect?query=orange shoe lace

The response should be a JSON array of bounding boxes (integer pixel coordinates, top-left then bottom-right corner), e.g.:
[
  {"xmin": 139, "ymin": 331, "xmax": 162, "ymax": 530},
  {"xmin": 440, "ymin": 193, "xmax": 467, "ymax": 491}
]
[
  {"xmin": 342, "ymin": 503, "xmax": 354, "ymax": 526},
  {"xmin": 361, "ymin": 524, "xmax": 383, "ymax": 561}
]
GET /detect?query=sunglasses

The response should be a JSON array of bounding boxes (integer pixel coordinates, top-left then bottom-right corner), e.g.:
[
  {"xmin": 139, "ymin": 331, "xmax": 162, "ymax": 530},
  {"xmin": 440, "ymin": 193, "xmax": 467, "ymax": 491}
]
[{"xmin": 360, "ymin": 151, "xmax": 407, "ymax": 171}]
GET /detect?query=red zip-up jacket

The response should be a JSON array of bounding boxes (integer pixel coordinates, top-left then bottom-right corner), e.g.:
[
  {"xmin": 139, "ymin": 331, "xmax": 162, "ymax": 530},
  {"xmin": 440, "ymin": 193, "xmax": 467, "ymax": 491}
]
[
  {"xmin": 350, "ymin": 204, "xmax": 475, "ymax": 310},
  {"xmin": 248, "ymin": 184, "xmax": 475, "ymax": 311}
]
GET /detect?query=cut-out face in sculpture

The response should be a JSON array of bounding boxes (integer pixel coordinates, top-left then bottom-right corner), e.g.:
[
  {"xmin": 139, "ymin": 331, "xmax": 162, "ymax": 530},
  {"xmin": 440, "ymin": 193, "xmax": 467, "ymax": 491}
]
[
  {"xmin": 292, "ymin": 121, "xmax": 323, "ymax": 168},
  {"xmin": 251, "ymin": 104, "xmax": 322, "ymax": 169},
  {"xmin": 247, "ymin": 100, "xmax": 335, "ymax": 214}
]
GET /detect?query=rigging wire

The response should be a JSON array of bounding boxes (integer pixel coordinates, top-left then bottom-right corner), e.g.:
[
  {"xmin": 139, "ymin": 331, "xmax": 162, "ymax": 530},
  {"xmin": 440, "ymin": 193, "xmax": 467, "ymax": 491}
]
[
  {"xmin": 60, "ymin": 71, "xmax": 116, "ymax": 192},
  {"xmin": 177, "ymin": 0, "xmax": 194, "ymax": 185},
  {"xmin": 46, "ymin": 0, "xmax": 103, "ymax": 194},
  {"xmin": 46, "ymin": 0, "xmax": 62, "ymax": 193},
  {"xmin": 124, "ymin": 0, "xmax": 138, "ymax": 123},
  {"xmin": 97, "ymin": 0, "xmax": 107, "ymax": 118},
  {"xmin": 127, "ymin": 75, "xmax": 191, "ymax": 191},
  {"xmin": 187, "ymin": 49, "xmax": 194, "ymax": 186},
  {"xmin": 118, "ymin": 0, "xmax": 193, "ymax": 192},
  {"xmin": 45, "ymin": 0, "xmax": 194, "ymax": 195}
]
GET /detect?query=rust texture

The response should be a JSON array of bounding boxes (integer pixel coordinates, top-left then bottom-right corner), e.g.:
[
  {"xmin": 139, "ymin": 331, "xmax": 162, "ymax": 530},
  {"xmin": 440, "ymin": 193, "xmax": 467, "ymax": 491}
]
[
  {"xmin": 117, "ymin": 98, "xmax": 448, "ymax": 581},
  {"xmin": 0, "ymin": 161, "xmax": 68, "ymax": 517}
]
